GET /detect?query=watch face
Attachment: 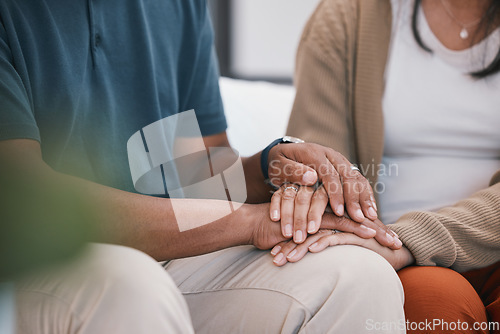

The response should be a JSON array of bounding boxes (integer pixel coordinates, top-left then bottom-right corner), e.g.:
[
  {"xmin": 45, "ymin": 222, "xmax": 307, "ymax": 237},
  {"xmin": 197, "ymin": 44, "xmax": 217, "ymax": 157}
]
[{"xmin": 282, "ymin": 136, "xmax": 305, "ymax": 144}]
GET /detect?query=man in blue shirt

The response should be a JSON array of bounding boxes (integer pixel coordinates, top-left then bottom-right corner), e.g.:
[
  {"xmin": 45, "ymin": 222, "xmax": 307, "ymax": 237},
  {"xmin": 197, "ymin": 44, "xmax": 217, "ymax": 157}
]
[{"xmin": 0, "ymin": 1, "xmax": 405, "ymax": 333}]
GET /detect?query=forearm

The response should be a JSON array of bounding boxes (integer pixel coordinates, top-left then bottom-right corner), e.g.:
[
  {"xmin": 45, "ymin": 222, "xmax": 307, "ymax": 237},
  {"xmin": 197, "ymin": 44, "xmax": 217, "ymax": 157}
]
[
  {"xmin": 6, "ymin": 148, "xmax": 255, "ymax": 261},
  {"xmin": 59, "ymin": 172, "xmax": 254, "ymax": 260},
  {"xmin": 390, "ymin": 182, "xmax": 500, "ymax": 272}
]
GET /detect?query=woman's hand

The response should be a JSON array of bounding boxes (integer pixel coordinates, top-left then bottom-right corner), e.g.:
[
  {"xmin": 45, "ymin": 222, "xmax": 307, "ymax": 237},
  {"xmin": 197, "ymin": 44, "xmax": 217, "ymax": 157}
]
[
  {"xmin": 266, "ymin": 143, "xmax": 400, "ymax": 244},
  {"xmin": 267, "ymin": 143, "xmax": 378, "ymax": 223},
  {"xmin": 270, "ymin": 230, "xmax": 414, "ymax": 270},
  {"xmin": 249, "ymin": 205, "xmax": 380, "ymax": 250},
  {"xmin": 269, "ymin": 182, "xmax": 401, "ymax": 248},
  {"xmin": 269, "ymin": 183, "xmax": 328, "ymax": 242}
]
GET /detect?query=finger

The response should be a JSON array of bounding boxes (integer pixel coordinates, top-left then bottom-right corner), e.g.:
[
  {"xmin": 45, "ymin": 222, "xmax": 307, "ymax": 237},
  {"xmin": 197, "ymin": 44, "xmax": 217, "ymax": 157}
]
[
  {"xmin": 309, "ymin": 232, "xmax": 362, "ymax": 253},
  {"xmin": 269, "ymin": 188, "xmax": 283, "ymax": 222},
  {"xmin": 273, "ymin": 239, "xmax": 300, "ymax": 266},
  {"xmin": 307, "ymin": 185, "xmax": 329, "ymax": 234},
  {"xmin": 269, "ymin": 154, "xmax": 318, "ymax": 187},
  {"xmin": 358, "ymin": 179, "xmax": 378, "ymax": 220},
  {"xmin": 360, "ymin": 219, "xmax": 402, "ymax": 250},
  {"xmin": 325, "ymin": 151, "xmax": 372, "ymax": 223},
  {"xmin": 341, "ymin": 169, "xmax": 366, "ymax": 223},
  {"xmin": 320, "ymin": 214, "xmax": 377, "ymax": 238},
  {"xmin": 319, "ymin": 165, "xmax": 345, "ymax": 217},
  {"xmin": 280, "ymin": 184, "xmax": 298, "ymax": 238},
  {"xmin": 388, "ymin": 228, "xmax": 403, "ymax": 249},
  {"xmin": 293, "ymin": 186, "xmax": 314, "ymax": 243},
  {"xmin": 287, "ymin": 230, "xmax": 331, "ymax": 262},
  {"xmin": 270, "ymin": 241, "xmax": 288, "ymax": 256},
  {"xmin": 321, "ymin": 152, "xmax": 352, "ymax": 217}
]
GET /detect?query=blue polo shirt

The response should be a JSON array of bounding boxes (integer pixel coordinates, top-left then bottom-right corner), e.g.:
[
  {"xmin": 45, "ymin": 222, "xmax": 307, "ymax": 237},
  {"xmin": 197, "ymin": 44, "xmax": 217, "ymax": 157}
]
[{"xmin": 0, "ymin": 0, "xmax": 227, "ymax": 193}]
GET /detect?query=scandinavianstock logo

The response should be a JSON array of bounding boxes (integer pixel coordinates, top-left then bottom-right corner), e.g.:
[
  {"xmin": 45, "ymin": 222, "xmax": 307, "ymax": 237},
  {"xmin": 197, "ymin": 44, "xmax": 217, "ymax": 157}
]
[{"xmin": 127, "ymin": 110, "xmax": 247, "ymax": 231}]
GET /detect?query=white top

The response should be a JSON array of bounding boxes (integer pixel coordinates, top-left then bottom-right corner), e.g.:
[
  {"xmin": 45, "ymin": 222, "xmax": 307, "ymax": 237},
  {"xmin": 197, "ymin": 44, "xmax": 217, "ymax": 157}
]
[{"xmin": 379, "ymin": 0, "xmax": 500, "ymax": 225}]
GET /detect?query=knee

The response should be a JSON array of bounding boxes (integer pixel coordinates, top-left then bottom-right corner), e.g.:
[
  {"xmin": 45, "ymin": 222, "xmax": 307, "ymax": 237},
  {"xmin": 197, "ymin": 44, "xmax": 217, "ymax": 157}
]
[
  {"xmin": 280, "ymin": 245, "xmax": 405, "ymax": 312},
  {"xmin": 317, "ymin": 245, "xmax": 404, "ymax": 298},
  {"xmin": 16, "ymin": 244, "xmax": 193, "ymax": 333},
  {"xmin": 286, "ymin": 245, "xmax": 405, "ymax": 333},
  {"xmin": 78, "ymin": 245, "xmax": 192, "ymax": 327},
  {"xmin": 398, "ymin": 266, "xmax": 488, "ymax": 333},
  {"xmin": 83, "ymin": 244, "xmax": 182, "ymax": 303}
]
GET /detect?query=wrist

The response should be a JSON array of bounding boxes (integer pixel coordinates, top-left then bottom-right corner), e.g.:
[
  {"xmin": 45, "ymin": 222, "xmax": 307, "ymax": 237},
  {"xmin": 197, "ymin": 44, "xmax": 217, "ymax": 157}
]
[
  {"xmin": 237, "ymin": 203, "xmax": 258, "ymax": 246},
  {"xmin": 397, "ymin": 246, "xmax": 415, "ymax": 270}
]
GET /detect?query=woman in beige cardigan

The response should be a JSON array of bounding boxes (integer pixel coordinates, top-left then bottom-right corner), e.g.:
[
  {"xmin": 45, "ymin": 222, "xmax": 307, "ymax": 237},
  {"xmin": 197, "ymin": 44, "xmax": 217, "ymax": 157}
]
[{"xmin": 273, "ymin": 0, "xmax": 500, "ymax": 332}]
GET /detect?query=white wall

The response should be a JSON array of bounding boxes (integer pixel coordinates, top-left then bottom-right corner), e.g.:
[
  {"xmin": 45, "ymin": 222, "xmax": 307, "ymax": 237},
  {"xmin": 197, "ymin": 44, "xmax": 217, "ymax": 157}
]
[{"xmin": 230, "ymin": 0, "xmax": 321, "ymax": 80}]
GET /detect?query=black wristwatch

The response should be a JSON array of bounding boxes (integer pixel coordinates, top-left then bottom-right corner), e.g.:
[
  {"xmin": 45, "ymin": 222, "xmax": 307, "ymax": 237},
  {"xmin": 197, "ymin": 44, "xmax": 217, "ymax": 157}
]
[{"xmin": 260, "ymin": 136, "xmax": 305, "ymax": 186}]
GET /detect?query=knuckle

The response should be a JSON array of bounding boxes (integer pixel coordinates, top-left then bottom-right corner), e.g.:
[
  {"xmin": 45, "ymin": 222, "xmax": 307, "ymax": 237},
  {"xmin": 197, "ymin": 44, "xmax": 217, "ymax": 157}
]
[
  {"xmin": 312, "ymin": 189, "xmax": 328, "ymax": 201},
  {"xmin": 271, "ymin": 192, "xmax": 281, "ymax": 201},
  {"xmin": 336, "ymin": 217, "xmax": 353, "ymax": 230},
  {"xmin": 362, "ymin": 199, "xmax": 372, "ymax": 207},
  {"xmin": 295, "ymin": 193, "xmax": 311, "ymax": 205},
  {"xmin": 325, "ymin": 168, "xmax": 340, "ymax": 178},
  {"xmin": 307, "ymin": 209, "xmax": 318, "ymax": 219},
  {"xmin": 294, "ymin": 216, "xmax": 307, "ymax": 226},
  {"xmin": 283, "ymin": 243, "xmax": 297, "ymax": 253},
  {"xmin": 282, "ymin": 190, "xmax": 297, "ymax": 200},
  {"xmin": 355, "ymin": 176, "xmax": 368, "ymax": 187},
  {"xmin": 319, "ymin": 236, "xmax": 332, "ymax": 247},
  {"xmin": 343, "ymin": 181, "xmax": 362, "ymax": 196},
  {"xmin": 311, "ymin": 193, "xmax": 326, "ymax": 202},
  {"xmin": 323, "ymin": 180, "xmax": 341, "ymax": 195}
]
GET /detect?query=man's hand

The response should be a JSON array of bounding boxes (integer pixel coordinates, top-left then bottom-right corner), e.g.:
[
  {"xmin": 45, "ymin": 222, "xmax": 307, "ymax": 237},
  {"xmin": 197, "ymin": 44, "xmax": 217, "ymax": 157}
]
[
  {"xmin": 271, "ymin": 230, "xmax": 414, "ymax": 270},
  {"xmin": 267, "ymin": 143, "xmax": 378, "ymax": 223}
]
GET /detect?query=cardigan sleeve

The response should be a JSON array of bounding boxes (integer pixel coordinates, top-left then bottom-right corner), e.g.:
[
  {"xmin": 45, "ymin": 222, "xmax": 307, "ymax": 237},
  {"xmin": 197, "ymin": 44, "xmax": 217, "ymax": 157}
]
[
  {"xmin": 286, "ymin": 0, "xmax": 358, "ymax": 162},
  {"xmin": 288, "ymin": 0, "xmax": 500, "ymax": 273},
  {"xmin": 390, "ymin": 171, "xmax": 500, "ymax": 273}
]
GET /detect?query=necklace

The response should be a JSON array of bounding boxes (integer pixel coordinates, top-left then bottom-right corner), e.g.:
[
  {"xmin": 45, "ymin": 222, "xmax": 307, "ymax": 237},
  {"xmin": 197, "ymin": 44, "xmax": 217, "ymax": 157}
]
[{"xmin": 439, "ymin": 0, "xmax": 487, "ymax": 39}]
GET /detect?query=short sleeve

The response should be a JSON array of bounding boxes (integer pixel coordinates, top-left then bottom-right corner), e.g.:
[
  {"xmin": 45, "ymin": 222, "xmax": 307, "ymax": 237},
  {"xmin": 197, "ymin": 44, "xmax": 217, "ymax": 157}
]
[
  {"xmin": 179, "ymin": 4, "xmax": 227, "ymax": 137},
  {"xmin": 0, "ymin": 21, "xmax": 40, "ymax": 142}
]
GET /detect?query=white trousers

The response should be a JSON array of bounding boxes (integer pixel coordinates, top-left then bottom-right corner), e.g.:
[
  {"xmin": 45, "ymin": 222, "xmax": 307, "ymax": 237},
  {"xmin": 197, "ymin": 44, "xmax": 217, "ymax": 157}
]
[
  {"xmin": 16, "ymin": 244, "xmax": 193, "ymax": 334},
  {"xmin": 16, "ymin": 244, "xmax": 406, "ymax": 333}
]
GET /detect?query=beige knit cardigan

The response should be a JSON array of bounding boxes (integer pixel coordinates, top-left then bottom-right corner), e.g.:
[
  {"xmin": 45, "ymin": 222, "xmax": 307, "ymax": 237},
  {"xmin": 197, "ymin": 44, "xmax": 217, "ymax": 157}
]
[{"xmin": 287, "ymin": 0, "xmax": 500, "ymax": 272}]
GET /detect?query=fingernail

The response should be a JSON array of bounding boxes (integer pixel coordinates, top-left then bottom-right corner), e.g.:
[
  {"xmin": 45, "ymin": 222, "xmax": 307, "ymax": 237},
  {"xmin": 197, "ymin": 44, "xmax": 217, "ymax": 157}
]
[
  {"xmin": 271, "ymin": 245, "xmax": 281, "ymax": 256},
  {"xmin": 395, "ymin": 238, "xmax": 403, "ymax": 247},
  {"xmin": 302, "ymin": 171, "xmax": 317, "ymax": 184},
  {"xmin": 287, "ymin": 249, "xmax": 297, "ymax": 260},
  {"xmin": 309, "ymin": 242, "xmax": 320, "ymax": 251},
  {"xmin": 368, "ymin": 207, "xmax": 377, "ymax": 218},
  {"xmin": 386, "ymin": 232, "xmax": 395, "ymax": 244},
  {"xmin": 273, "ymin": 253, "xmax": 284, "ymax": 264},
  {"xmin": 284, "ymin": 224, "xmax": 293, "ymax": 237},
  {"xmin": 271, "ymin": 210, "xmax": 279, "ymax": 220},
  {"xmin": 391, "ymin": 231, "xmax": 399, "ymax": 238},
  {"xmin": 336, "ymin": 205, "xmax": 344, "ymax": 216},
  {"xmin": 307, "ymin": 221, "xmax": 316, "ymax": 233},
  {"xmin": 360, "ymin": 225, "xmax": 377, "ymax": 234},
  {"xmin": 372, "ymin": 201, "xmax": 378, "ymax": 211},
  {"xmin": 355, "ymin": 208, "xmax": 364, "ymax": 220},
  {"xmin": 294, "ymin": 230, "xmax": 304, "ymax": 243}
]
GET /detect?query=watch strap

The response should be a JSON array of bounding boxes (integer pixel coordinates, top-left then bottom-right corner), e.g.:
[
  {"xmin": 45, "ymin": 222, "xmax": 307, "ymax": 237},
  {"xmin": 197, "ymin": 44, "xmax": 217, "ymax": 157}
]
[{"xmin": 260, "ymin": 138, "xmax": 285, "ymax": 180}]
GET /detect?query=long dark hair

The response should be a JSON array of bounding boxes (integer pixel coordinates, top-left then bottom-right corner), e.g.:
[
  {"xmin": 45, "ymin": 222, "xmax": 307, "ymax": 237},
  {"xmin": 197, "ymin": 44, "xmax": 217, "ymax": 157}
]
[{"xmin": 411, "ymin": 0, "xmax": 500, "ymax": 78}]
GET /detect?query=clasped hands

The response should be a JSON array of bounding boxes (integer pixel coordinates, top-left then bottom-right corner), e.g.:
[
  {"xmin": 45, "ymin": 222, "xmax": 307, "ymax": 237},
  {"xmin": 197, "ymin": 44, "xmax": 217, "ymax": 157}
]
[{"xmin": 261, "ymin": 143, "xmax": 414, "ymax": 270}]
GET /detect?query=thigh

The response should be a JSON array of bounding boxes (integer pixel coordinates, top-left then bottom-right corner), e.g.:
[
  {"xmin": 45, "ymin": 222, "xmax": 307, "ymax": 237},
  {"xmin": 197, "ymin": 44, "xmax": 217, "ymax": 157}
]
[
  {"xmin": 166, "ymin": 245, "xmax": 405, "ymax": 334},
  {"xmin": 463, "ymin": 262, "xmax": 500, "ymax": 334},
  {"xmin": 398, "ymin": 266, "xmax": 489, "ymax": 334},
  {"xmin": 16, "ymin": 243, "xmax": 193, "ymax": 334}
]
